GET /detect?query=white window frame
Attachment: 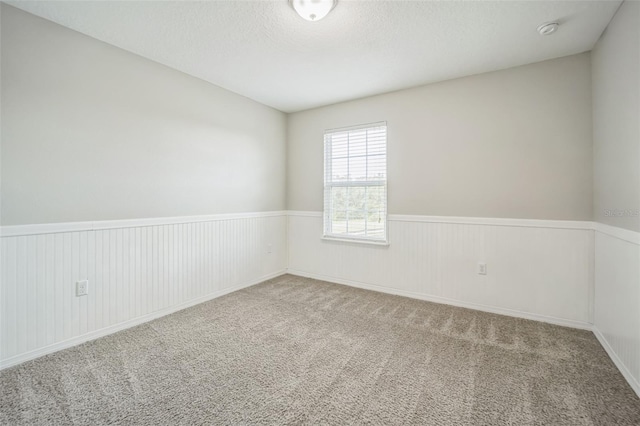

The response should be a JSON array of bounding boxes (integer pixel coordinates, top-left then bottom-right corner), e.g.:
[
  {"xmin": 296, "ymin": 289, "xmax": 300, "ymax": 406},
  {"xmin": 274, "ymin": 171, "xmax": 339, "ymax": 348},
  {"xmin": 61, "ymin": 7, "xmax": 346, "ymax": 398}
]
[{"xmin": 323, "ymin": 121, "xmax": 388, "ymax": 245}]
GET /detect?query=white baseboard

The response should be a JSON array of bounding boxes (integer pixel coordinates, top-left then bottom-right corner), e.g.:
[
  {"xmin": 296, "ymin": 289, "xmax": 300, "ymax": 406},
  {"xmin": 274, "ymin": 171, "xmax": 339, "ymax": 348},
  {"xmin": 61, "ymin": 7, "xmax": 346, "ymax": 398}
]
[
  {"xmin": 286, "ymin": 269, "xmax": 593, "ymax": 331},
  {"xmin": 593, "ymin": 326, "xmax": 640, "ymax": 398},
  {"xmin": 0, "ymin": 270, "xmax": 287, "ymax": 371}
]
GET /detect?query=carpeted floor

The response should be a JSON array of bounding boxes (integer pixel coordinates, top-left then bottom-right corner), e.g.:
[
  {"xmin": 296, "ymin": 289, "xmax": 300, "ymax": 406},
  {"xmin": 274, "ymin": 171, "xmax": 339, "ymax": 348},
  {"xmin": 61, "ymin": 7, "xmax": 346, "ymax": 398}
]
[{"xmin": 1, "ymin": 274, "xmax": 639, "ymax": 425}]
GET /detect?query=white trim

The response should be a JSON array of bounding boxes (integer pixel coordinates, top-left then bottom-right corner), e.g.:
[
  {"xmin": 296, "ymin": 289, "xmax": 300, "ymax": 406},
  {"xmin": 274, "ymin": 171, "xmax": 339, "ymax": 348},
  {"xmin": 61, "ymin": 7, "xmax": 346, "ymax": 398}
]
[
  {"xmin": 0, "ymin": 211, "xmax": 288, "ymax": 237},
  {"xmin": 288, "ymin": 210, "xmax": 323, "ymax": 217},
  {"xmin": 326, "ymin": 180, "xmax": 386, "ymax": 188},
  {"xmin": 593, "ymin": 222, "xmax": 640, "ymax": 245},
  {"xmin": 288, "ymin": 211, "xmax": 593, "ymax": 230},
  {"xmin": 593, "ymin": 326, "xmax": 640, "ymax": 398},
  {"xmin": 286, "ymin": 269, "xmax": 593, "ymax": 330},
  {"xmin": 3, "ymin": 211, "xmax": 602, "ymax": 237},
  {"xmin": 7, "ymin": 213, "xmax": 637, "ymax": 238},
  {"xmin": 389, "ymin": 214, "xmax": 593, "ymax": 230},
  {"xmin": 0, "ymin": 270, "xmax": 287, "ymax": 371},
  {"xmin": 321, "ymin": 236, "xmax": 390, "ymax": 246},
  {"xmin": 324, "ymin": 121, "xmax": 386, "ymax": 134},
  {"xmin": 288, "ymin": 212, "xmax": 640, "ymax": 240}
]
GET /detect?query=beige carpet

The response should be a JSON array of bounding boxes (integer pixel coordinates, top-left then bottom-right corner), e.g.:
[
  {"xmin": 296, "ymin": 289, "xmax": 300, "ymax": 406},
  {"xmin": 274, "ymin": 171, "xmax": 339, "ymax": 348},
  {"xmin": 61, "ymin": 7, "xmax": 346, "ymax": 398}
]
[{"xmin": 1, "ymin": 274, "xmax": 639, "ymax": 425}]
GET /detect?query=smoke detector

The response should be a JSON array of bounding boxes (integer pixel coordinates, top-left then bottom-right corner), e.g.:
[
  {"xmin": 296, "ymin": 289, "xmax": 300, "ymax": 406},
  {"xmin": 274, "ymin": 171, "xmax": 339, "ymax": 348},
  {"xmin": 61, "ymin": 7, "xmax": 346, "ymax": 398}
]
[{"xmin": 537, "ymin": 22, "xmax": 559, "ymax": 36}]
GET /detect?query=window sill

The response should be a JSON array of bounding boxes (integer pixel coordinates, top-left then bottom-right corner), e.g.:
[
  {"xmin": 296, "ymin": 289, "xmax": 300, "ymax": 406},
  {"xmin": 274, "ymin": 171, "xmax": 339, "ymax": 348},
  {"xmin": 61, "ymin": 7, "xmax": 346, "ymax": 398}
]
[{"xmin": 321, "ymin": 236, "xmax": 390, "ymax": 247}]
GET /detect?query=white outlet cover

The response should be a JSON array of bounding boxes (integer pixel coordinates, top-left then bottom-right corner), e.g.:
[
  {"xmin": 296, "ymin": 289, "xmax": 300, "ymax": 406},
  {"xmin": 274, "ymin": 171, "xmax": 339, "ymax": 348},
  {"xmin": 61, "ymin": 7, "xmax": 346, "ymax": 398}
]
[
  {"xmin": 478, "ymin": 263, "xmax": 487, "ymax": 275},
  {"xmin": 76, "ymin": 280, "xmax": 89, "ymax": 296}
]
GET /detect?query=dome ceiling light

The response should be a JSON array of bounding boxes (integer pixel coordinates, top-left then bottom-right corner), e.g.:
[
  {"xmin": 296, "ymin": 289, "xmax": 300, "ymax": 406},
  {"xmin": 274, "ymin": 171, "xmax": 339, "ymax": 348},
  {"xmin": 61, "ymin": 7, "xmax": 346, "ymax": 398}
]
[{"xmin": 290, "ymin": 0, "xmax": 337, "ymax": 22}]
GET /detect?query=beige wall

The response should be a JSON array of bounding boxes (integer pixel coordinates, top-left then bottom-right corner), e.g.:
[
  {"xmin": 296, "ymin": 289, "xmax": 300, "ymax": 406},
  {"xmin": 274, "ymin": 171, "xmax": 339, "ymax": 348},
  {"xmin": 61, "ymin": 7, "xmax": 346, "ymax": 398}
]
[
  {"xmin": 287, "ymin": 54, "xmax": 593, "ymax": 220},
  {"xmin": 1, "ymin": 5, "xmax": 286, "ymax": 226},
  {"xmin": 2, "ymin": 4, "xmax": 602, "ymax": 225},
  {"xmin": 592, "ymin": 1, "xmax": 640, "ymax": 232}
]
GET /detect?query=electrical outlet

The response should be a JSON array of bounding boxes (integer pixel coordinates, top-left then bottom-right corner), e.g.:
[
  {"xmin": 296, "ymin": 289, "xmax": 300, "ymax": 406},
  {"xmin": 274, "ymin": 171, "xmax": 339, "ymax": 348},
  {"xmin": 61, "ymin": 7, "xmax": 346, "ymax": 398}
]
[
  {"xmin": 477, "ymin": 263, "xmax": 487, "ymax": 275},
  {"xmin": 267, "ymin": 244, "xmax": 273, "ymax": 254},
  {"xmin": 76, "ymin": 280, "xmax": 89, "ymax": 296}
]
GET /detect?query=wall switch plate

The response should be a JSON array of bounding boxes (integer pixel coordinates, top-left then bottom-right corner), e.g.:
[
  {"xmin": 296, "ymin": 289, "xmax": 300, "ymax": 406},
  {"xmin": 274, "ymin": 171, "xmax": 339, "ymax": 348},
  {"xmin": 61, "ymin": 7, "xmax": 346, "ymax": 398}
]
[
  {"xmin": 267, "ymin": 244, "xmax": 273, "ymax": 254},
  {"xmin": 477, "ymin": 263, "xmax": 487, "ymax": 275},
  {"xmin": 76, "ymin": 280, "xmax": 89, "ymax": 296}
]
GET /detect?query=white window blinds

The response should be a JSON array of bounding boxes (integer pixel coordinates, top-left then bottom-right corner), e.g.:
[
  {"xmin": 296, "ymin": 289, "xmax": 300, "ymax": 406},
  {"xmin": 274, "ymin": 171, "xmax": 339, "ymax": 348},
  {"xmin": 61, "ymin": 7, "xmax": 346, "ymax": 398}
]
[{"xmin": 324, "ymin": 122, "xmax": 387, "ymax": 243}]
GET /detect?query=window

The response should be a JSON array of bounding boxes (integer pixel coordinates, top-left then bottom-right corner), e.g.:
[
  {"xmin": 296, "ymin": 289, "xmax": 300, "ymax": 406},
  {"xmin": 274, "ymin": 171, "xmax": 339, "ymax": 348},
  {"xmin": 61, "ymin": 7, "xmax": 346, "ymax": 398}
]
[{"xmin": 323, "ymin": 122, "xmax": 387, "ymax": 243}]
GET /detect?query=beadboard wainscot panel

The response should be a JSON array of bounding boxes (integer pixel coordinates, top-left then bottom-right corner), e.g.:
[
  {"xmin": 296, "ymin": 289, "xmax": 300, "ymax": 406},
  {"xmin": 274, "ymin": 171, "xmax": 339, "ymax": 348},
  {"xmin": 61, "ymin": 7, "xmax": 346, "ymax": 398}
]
[
  {"xmin": 593, "ymin": 223, "xmax": 640, "ymax": 397},
  {"xmin": 287, "ymin": 211, "xmax": 594, "ymax": 329},
  {"xmin": 0, "ymin": 212, "xmax": 287, "ymax": 369}
]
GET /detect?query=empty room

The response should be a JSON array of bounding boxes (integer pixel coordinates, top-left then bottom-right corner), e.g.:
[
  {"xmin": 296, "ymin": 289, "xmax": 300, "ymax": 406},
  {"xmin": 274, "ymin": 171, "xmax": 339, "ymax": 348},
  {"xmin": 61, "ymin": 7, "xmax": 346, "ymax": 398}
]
[{"xmin": 1, "ymin": 0, "xmax": 639, "ymax": 424}]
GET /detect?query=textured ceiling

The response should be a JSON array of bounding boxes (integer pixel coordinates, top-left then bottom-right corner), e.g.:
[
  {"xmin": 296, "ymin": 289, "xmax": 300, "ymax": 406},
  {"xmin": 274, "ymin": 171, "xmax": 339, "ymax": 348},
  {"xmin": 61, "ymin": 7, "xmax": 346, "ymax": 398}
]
[{"xmin": 7, "ymin": 0, "xmax": 621, "ymax": 112}]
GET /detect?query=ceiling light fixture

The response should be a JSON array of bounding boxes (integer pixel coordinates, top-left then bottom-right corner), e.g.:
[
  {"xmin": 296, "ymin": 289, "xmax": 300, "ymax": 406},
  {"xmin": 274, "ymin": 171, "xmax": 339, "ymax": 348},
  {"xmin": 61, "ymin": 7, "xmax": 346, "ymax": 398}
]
[
  {"xmin": 537, "ymin": 22, "xmax": 559, "ymax": 36},
  {"xmin": 290, "ymin": 0, "xmax": 337, "ymax": 22}
]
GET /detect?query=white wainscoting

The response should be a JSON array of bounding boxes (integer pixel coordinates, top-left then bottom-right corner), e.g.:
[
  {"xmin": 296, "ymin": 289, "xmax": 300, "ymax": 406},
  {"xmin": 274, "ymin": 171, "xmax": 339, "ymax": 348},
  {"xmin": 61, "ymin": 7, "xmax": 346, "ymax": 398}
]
[
  {"xmin": 0, "ymin": 212, "xmax": 287, "ymax": 369},
  {"xmin": 287, "ymin": 212, "xmax": 594, "ymax": 329},
  {"xmin": 4, "ymin": 209, "xmax": 639, "ymax": 399},
  {"xmin": 593, "ymin": 223, "xmax": 640, "ymax": 397}
]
